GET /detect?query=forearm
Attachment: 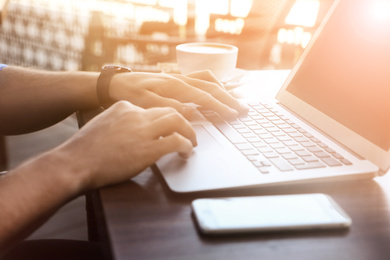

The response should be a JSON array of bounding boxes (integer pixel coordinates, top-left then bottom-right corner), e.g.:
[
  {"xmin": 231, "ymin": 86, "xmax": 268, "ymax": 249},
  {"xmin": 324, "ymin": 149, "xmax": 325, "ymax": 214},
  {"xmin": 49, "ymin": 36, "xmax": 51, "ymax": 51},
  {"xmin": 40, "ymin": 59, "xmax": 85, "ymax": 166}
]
[
  {"xmin": 0, "ymin": 66, "xmax": 99, "ymax": 135},
  {"xmin": 0, "ymin": 148, "xmax": 87, "ymax": 255}
]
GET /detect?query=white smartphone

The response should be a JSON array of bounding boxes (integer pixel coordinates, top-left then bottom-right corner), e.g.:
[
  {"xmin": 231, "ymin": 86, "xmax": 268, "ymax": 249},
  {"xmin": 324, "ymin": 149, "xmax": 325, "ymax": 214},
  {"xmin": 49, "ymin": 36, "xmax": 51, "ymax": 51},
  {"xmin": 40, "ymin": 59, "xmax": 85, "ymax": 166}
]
[{"xmin": 191, "ymin": 193, "xmax": 351, "ymax": 235}]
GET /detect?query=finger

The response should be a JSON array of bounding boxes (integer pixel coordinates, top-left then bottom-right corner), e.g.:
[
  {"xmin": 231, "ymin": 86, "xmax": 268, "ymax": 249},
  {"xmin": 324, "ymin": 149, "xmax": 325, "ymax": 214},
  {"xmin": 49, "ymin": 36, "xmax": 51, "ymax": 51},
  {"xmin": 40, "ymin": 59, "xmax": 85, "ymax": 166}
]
[
  {"xmin": 171, "ymin": 75, "xmax": 247, "ymax": 115},
  {"xmin": 155, "ymin": 133, "xmax": 194, "ymax": 159},
  {"xmin": 136, "ymin": 93, "xmax": 195, "ymax": 120},
  {"xmin": 128, "ymin": 91, "xmax": 183, "ymax": 110},
  {"xmin": 149, "ymin": 109, "xmax": 197, "ymax": 146},
  {"xmin": 110, "ymin": 100, "xmax": 144, "ymax": 112},
  {"xmin": 183, "ymin": 70, "xmax": 224, "ymax": 89},
  {"xmin": 168, "ymin": 84, "xmax": 239, "ymax": 120}
]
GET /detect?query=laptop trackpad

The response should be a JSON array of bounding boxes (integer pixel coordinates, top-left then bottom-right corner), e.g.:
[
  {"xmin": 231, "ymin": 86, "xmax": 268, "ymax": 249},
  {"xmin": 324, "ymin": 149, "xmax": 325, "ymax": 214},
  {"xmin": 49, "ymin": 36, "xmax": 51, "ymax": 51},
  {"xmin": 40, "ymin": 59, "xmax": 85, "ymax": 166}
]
[{"xmin": 156, "ymin": 123, "xmax": 253, "ymax": 192}]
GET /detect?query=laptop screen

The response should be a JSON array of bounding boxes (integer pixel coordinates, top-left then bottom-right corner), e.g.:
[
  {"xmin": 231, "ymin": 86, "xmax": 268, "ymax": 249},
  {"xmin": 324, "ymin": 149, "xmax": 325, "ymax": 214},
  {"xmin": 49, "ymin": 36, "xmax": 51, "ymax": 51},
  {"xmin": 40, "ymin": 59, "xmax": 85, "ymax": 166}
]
[{"xmin": 285, "ymin": 0, "xmax": 390, "ymax": 151}]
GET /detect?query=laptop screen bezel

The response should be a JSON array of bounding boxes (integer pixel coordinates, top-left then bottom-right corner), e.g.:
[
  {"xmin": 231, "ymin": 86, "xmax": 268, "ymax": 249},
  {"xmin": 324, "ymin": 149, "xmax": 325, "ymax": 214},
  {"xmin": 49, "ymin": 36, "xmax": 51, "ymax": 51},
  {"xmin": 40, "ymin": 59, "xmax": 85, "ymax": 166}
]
[{"xmin": 275, "ymin": 0, "xmax": 390, "ymax": 173}]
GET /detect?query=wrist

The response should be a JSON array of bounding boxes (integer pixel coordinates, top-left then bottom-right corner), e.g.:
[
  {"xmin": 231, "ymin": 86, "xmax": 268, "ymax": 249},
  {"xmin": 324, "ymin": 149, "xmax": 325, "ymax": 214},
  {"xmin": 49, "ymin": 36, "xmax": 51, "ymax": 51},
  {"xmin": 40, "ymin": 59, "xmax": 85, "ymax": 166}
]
[
  {"xmin": 96, "ymin": 65, "xmax": 132, "ymax": 108},
  {"xmin": 26, "ymin": 148, "xmax": 90, "ymax": 198}
]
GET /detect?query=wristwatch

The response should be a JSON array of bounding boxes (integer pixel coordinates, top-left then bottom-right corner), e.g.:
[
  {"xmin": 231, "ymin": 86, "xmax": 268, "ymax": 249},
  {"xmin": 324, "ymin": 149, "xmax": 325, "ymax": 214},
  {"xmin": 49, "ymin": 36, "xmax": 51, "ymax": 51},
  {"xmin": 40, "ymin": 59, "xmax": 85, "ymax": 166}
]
[{"xmin": 97, "ymin": 65, "xmax": 132, "ymax": 108}]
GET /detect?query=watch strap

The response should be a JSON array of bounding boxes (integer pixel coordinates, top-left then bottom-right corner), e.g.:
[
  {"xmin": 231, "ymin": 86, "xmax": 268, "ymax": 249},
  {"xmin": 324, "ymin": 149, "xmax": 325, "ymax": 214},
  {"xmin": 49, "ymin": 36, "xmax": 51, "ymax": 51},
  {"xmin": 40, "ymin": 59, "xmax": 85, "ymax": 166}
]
[
  {"xmin": 97, "ymin": 68, "xmax": 116, "ymax": 108},
  {"xmin": 97, "ymin": 65, "xmax": 132, "ymax": 108}
]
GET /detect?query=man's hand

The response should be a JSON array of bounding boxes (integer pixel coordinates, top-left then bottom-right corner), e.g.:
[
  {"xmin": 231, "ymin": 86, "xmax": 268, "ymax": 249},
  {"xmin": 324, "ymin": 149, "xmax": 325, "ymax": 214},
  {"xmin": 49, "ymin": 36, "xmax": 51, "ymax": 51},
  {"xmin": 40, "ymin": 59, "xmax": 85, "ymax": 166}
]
[
  {"xmin": 109, "ymin": 70, "xmax": 247, "ymax": 121},
  {"xmin": 56, "ymin": 101, "xmax": 196, "ymax": 190}
]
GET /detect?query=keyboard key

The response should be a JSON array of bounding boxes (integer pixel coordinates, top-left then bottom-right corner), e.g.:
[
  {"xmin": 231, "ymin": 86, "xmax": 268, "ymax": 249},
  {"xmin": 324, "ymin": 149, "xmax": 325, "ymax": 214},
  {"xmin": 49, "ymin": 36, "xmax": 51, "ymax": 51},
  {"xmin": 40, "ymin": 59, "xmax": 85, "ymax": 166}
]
[
  {"xmin": 296, "ymin": 150, "xmax": 311, "ymax": 157},
  {"xmin": 258, "ymin": 167, "xmax": 271, "ymax": 174},
  {"xmin": 266, "ymin": 126, "xmax": 281, "ymax": 132},
  {"xmin": 239, "ymin": 117, "xmax": 252, "ymax": 122},
  {"xmin": 259, "ymin": 160, "xmax": 272, "ymax": 167},
  {"xmin": 250, "ymin": 115, "xmax": 264, "ymax": 120},
  {"xmin": 261, "ymin": 112, "xmax": 274, "ymax": 117},
  {"xmin": 282, "ymin": 153, "xmax": 298, "ymax": 160},
  {"xmin": 310, "ymin": 137, "xmax": 321, "ymax": 143},
  {"xmin": 307, "ymin": 146, "xmax": 323, "ymax": 153},
  {"xmin": 283, "ymin": 128, "xmax": 297, "ymax": 133},
  {"xmin": 321, "ymin": 157, "xmax": 343, "ymax": 167},
  {"xmin": 295, "ymin": 137, "xmax": 309, "ymax": 143},
  {"xmin": 283, "ymin": 140, "xmax": 298, "ymax": 146},
  {"xmin": 206, "ymin": 115, "xmax": 247, "ymax": 144},
  {"xmin": 333, "ymin": 153, "xmax": 344, "ymax": 159},
  {"xmin": 288, "ymin": 132, "xmax": 304, "ymax": 138},
  {"xmin": 252, "ymin": 141, "xmax": 267, "ymax": 148},
  {"xmin": 318, "ymin": 142, "xmax": 328, "ymax": 148},
  {"xmin": 260, "ymin": 122, "xmax": 274, "ymax": 128},
  {"xmin": 243, "ymin": 133, "xmax": 257, "ymax": 138},
  {"xmin": 264, "ymin": 138, "xmax": 280, "ymax": 144},
  {"xmin": 249, "ymin": 125, "xmax": 264, "ymax": 131},
  {"xmin": 269, "ymin": 158, "xmax": 294, "ymax": 171},
  {"xmin": 313, "ymin": 151, "xmax": 330, "ymax": 158},
  {"xmin": 258, "ymin": 147, "xmax": 273, "ymax": 153},
  {"xmin": 325, "ymin": 147, "xmax": 336, "ymax": 153},
  {"xmin": 242, "ymin": 149, "xmax": 259, "ymax": 156},
  {"xmin": 237, "ymin": 128, "xmax": 251, "ymax": 134},
  {"xmin": 289, "ymin": 145, "xmax": 305, "ymax": 151},
  {"xmin": 257, "ymin": 133, "xmax": 273, "ymax": 139},
  {"xmin": 270, "ymin": 143, "xmax": 285, "ymax": 149},
  {"xmin": 300, "ymin": 141, "xmax": 316, "ymax": 147},
  {"xmin": 274, "ymin": 148, "xmax": 291, "ymax": 154},
  {"xmin": 235, "ymin": 143, "xmax": 254, "ymax": 150},
  {"xmin": 303, "ymin": 156, "xmax": 319, "ymax": 163},
  {"xmin": 247, "ymin": 137, "xmax": 262, "ymax": 143},
  {"xmin": 278, "ymin": 124, "xmax": 291, "ymax": 129},
  {"xmin": 272, "ymin": 131, "xmax": 286, "ymax": 137},
  {"xmin": 228, "ymin": 120, "xmax": 242, "ymax": 125},
  {"xmin": 244, "ymin": 121, "xmax": 258, "ymax": 126},
  {"xmin": 263, "ymin": 151, "xmax": 280, "ymax": 158},
  {"xmin": 295, "ymin": 162, "xmax": 326, "ymax": 170},
  {"xmin": 288, "ymin": 158, "xmax": 305, "ymax": 165},
  {"xmin": 298, "ymin": 128, "xmax": 308, "ymax": 133},
  {"xmin": 277, "ymin": 135, "xmax": 292, "ymax": 142},
  {"xmin": 252, "ymin": 161, "xmax": 262, "ymax": 167},
  {"xmin": 304, "ymin": 133, "xmax": 314, "ymax": 138},
  {"xmin": 341, "ymin": 158, "xmax": 353, "ymax": 165},
  {"xmin": 247, "ymin": 155, "xmax": 260, "ymax": 161},
  {"xmin": 232, "ymin": 124, "xmax": 247, "ymax": 129},
  {"xmin": 273, "ymin": 120, "xmax": 285, "ymax": 125}
]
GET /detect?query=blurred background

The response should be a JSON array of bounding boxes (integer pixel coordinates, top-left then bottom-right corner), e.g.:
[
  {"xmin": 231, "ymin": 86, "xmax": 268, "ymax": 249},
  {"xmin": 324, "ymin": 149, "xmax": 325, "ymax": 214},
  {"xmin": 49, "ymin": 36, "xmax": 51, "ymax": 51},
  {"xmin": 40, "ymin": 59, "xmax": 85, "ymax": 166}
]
[{"xmin": 0, "ymin": 0, "xmax": 334, "ymax": 73}]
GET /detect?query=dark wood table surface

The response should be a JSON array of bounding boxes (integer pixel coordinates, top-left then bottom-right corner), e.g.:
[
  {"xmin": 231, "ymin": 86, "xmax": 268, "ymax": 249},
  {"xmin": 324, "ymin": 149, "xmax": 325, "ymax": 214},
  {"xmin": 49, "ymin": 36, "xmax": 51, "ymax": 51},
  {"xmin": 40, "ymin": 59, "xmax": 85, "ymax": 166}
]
[
  {"xmin": 82, "ymin": 70, "xmax": 390, "ymax": 260},
  {"xmin": 94, "ymin": 167, "xmax": 390, "ymax": 260}
]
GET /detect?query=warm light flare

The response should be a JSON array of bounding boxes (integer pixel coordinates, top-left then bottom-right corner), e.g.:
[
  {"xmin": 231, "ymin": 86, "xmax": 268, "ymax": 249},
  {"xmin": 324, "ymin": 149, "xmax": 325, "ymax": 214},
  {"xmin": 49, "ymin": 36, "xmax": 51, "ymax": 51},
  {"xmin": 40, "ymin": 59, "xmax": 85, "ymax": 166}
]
[
  {"xmin": 371, "ymin": 0, "xmax": 390, "ymax": 22},
  {"xmin": 285, "ymin": 0, "xmax": 320, "ymax": 28}
]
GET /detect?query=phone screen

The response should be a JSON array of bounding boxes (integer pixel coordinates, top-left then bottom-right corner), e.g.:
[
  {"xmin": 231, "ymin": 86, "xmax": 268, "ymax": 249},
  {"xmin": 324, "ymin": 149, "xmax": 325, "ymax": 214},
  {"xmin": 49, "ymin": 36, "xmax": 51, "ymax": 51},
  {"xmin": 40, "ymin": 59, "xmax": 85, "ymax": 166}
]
[{"xmin": 192, "ymin": 194, "xmax": 351, "ymax": 234}]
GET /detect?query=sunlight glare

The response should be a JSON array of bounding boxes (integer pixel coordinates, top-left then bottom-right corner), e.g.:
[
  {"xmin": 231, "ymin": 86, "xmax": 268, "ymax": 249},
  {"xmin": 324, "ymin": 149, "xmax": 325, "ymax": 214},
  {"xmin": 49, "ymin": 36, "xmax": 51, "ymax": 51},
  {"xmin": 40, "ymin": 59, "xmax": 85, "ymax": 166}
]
[
  {"xmin": 371, "ymin": 0, "xmax": 390, "ymax": 22},
  {"xmin": 285, "ymin": 0, "xmax": 320, "ymax": 28}
]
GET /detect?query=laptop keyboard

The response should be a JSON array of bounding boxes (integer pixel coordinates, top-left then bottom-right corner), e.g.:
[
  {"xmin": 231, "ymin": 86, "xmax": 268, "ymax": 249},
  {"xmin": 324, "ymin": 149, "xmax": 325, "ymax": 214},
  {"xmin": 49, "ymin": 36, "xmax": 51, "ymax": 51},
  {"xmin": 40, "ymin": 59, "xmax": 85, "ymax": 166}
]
[{"xmin": 200, "ymin": 102, "xmax": 352, "ymax": 174}]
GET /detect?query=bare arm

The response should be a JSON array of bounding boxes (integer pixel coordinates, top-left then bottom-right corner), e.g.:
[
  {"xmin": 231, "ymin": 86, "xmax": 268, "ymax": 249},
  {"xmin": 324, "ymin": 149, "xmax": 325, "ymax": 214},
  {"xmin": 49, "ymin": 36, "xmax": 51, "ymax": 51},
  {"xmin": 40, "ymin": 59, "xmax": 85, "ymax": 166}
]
[
  {"xmin": 0, "ymin": 66, "xmax": 99, "ymax": 134},
  {"xmin": 0, "ymin": 66, "xmax": 246, "ymax": 135}
]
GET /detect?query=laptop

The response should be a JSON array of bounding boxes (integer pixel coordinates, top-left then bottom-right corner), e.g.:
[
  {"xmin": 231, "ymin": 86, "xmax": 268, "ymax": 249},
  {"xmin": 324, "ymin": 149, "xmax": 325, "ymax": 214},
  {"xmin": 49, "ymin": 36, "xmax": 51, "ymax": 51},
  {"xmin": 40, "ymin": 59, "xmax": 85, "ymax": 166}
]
[{"xmin": 156, "ymin": 0, "xmax": 390, "ymax": 193}]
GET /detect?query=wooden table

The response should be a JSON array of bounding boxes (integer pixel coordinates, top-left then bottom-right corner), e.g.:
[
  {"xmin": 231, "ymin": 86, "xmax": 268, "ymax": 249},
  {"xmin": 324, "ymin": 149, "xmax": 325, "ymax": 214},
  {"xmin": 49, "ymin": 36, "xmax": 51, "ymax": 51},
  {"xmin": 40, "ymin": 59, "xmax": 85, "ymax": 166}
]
[{"xmin": 81, "ymin": 70, "xmax": 390, "ymax": 260}]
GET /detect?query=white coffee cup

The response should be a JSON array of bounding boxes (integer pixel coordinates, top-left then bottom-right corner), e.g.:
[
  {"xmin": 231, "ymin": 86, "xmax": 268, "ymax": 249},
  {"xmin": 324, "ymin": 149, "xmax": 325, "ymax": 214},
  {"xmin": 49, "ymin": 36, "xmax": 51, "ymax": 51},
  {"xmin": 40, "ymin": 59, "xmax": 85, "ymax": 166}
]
[{"xmin": 176, "ymin": 42, "xmax": 238, "ymax": 82}]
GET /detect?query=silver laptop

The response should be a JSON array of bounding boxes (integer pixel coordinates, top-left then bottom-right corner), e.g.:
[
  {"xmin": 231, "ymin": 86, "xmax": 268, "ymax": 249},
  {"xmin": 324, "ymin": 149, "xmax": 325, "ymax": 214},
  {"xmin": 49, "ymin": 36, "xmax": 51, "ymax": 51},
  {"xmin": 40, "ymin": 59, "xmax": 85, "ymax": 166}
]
[{"xmin": 156, "ymin": 0, "xmax": 390, "ymax": 193}]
